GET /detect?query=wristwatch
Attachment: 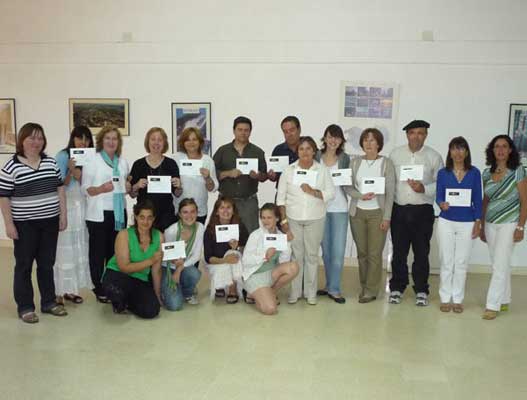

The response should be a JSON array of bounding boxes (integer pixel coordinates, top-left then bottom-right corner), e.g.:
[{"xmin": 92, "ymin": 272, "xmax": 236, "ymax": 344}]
[
  {"xmin": 280, "ymin": 219, "xmax": 288, "ymax": 225},
  {"xmin": 516, "ymin": 226, "xmax": 524, "ymax": 231}
]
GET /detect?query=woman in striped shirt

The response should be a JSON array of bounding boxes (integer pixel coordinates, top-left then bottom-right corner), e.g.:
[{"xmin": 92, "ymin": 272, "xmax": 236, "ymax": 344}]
[
  {"xmin": 480, "ymin": 135, "xmax": 527, "ymax": 320},
  {"xmin": 0, "ymin": 123, "xmax": 68, "ymax": 323}
]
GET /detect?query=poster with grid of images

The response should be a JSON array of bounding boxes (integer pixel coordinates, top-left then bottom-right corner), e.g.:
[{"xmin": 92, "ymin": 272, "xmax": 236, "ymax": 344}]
[
  {"xmin": 508, "ymin": 103, "xmax": 527, "ymax": 165},
  {"xmin": 344, "ymin": 85, "xmax": 394, "ymax": 119}
]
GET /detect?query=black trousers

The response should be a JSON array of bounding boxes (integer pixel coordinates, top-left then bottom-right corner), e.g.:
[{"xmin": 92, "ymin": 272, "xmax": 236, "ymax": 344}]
[
  {"xmin": 13, "ymin": 216, "xmax": 59, "ymax": 315},
  {"xmin": 102, "ymin": 269, "xmax": 160, "ymax": 319},
  {"xmin": 86, "ymin": 211, "xmax": 123, "ymax": 296},
  {"xmin": 389, "ymin": 203, "xmax": 435, "ymax": 295}
]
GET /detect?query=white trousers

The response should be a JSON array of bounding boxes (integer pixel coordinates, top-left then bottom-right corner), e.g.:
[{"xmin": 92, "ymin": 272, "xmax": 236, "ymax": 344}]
[
  {"xmin": 485, "ymin": 222, "xmax": 516, "ymax": 311},
  {"xmin": 436, "ymin": 217, "xmax": 474, "ymax": 304}
]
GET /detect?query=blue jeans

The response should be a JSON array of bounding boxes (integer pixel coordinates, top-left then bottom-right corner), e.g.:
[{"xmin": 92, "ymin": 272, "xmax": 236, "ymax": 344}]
[
  {"xmin": 161, "ymin": 266, "xmax": 201, "ymax": 311},
  {"xmin": 321, "ymin": 212, "xmax": 349, "ymax": 296}
]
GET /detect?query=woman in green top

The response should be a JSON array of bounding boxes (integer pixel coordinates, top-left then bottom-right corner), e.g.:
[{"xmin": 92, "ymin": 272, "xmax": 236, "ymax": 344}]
[
  {"xmin": 480, "ymin": 135, "xmax": 527, "ymax": 320},
  {"xmin": 102, "ymin": 200, "xmax": 163, "ymax": 318}
]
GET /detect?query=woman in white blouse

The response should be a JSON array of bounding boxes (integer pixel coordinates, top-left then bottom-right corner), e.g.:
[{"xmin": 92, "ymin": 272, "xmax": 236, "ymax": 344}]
[
  {"xmin": 242, "ymin": 203, "xmax": 299, "ymax": 315},
  {"xmin": 81, "ymin": 125, "xmax": 130, "ymax": 302},
  {"xmin": 277, "ymin": 136, "xmax": 335, "ymax": 305},
  {"xmin": 173, "ymin": 127, "xmax": 218, "ymax": 225}
]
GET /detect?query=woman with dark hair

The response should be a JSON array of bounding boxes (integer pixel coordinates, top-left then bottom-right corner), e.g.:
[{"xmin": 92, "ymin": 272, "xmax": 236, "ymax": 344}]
[
  {"xmin": 130, "ymin": 127, "xmax": 181, "ymax": 231},
  {"xmin": 315, "ymin": 124, "xmax": 350, "ymax": 304},
  {"xmin": 173, "ymin": 127, "xmax": 218, "ymax": 225},
  {"xmin": 161, "ymin": 198, "xmax": 204, "ymax": 310},
  {"xmin": 0, "ymin": 123, "xmax": 68, "ymax": 323},
  {"xmin": 102, "ymin": 200, "xmax": 163, "ymax": 318},
  {"xmin": 347, "ymin": 128, "xmax": 395, "ymax": 304},
  {"xmin": 277, "ymin": 136, "xmax": 335, "ymax": 305},
  {"xmin": 82, "ymin": 125, "xmax": 130, "ymax": 303},
  {"xmin": 53, "ymin": 126, "xmax": 94, "ymax": 305},
  {"xmin": 480, "ymin": 135, "xmax": 527, "ymax": 320},
  {"xmin": 435, "ymin": 137, "xmax": 482, "ymax": 313},
  {"xmin": 241, "ymin": 203, "xmax": 299, "ymax": 314},
  {"xmin": 204, "ymin": 196, "xmax": 249, "ymax": 303}
]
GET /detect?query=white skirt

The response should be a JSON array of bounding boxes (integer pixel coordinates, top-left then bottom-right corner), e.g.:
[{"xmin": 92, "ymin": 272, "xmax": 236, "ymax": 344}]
[
  {"xmin": 206, "ymin": 250, "xmax": 243, "ymax": 299},
  {"xmin": 53, "ymin": 181, "xmax": 93, "ymax": 295}
]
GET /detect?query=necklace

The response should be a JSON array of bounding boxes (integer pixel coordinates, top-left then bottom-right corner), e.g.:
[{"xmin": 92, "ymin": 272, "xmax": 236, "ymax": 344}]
[{"xmin": 365, "ymin": 158, "xmax": 377, "ymax": 167}]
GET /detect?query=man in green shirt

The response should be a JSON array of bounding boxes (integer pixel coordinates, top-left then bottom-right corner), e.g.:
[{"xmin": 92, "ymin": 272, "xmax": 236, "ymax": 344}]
[{"xmin": 213, "ymin": 116, "xmax": 267, "ymax": 233}]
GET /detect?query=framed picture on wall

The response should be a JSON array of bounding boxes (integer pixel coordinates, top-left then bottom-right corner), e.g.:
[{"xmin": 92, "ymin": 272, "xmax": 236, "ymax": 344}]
[
  {"xmin": 0, "ymin": 98, "xmax": 17, "ymax": 154},
  {"xmin": 508, "ymin": 103, "xmax": 527, "ymax": 164},
  {"xmin": 171, "ymin": 102, "xmax": 211, "ymax": 155},
  {"xmin": 69, "ymin": 98, "xmax": 130, "ymax": 137}
]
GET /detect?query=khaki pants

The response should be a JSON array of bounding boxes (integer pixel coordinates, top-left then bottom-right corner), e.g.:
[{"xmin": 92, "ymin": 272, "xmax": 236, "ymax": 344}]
[
  {"xmin": 288, "ymin": 217, "xmax": 326, "ymax": 301},
  {"xmin": 349, "ymin": 208, "xmax": 387, "ymax": 297}
]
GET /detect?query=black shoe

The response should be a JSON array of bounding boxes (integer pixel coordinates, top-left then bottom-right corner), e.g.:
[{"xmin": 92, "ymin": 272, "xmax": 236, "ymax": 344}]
[
  {"xmin": 317, "ymin": 289, "xmax": 328, "ymax": 296},
  {"xmin": 328, "ymin": 294, "xmax": 346, "ymax": 304}
]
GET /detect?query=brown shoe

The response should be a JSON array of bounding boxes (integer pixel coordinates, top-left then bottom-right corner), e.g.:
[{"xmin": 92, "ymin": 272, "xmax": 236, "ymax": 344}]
[
  {"xmin": 482, "ymin": 309, "xmax": 497, "ymax": 320},
  {"xmin": 440, "ymin": 303, "xmax": 452, "ymax": 312},
  {"xmin": 358, "ymin": 296, "xmax": 377, "ymax": 304},
  {"xmin": 452, "ymin": 303, "xmax": 464, "ymax": 313}
]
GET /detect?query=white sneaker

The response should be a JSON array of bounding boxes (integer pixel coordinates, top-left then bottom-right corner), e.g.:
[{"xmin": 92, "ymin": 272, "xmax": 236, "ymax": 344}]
[
  {"xmin": 185, "ymin": 295, "xmax": 199, "ymax": 305},
  {"xmin": 288, "ymin": 296, "xmax": 298, "ymax": 304},
  {"xmin": 415, "ymin": 292, "xmax": 429, "ymax": 307},
  {"xmin": 389, "ymin": 291, "xmax": 402, "ymax": 304},
  {"xmin": 307, "ymin": 297, "xmax": 317, "ymax": 305}
]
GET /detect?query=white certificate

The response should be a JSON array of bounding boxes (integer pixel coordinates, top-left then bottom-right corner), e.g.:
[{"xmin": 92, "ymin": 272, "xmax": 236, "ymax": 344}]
[
  {"xmin": 267, "ymin": 156, "xmax": 289, "ymax": 173},
  {"xmin": 292, "ymin": 169, "xmax": 318, "ymax": 186},
  {"xmin": 400, "ymin": 164, "xmax": 424, "ymax": 181},
  {"xmin": 69, "ymin": 148, "xmax": 95, "ymax": 166},
  {"xmin": 162, "ymin": 241, "xmax": 186, "ymax": 261},
  {"xmin": 361, "ymin": 177, "xmax": 385, "ymax": 194},
  {"xmin": 236, "ymin": 158, "xmax": 259, "ymax": 175},
  {"xmin": 331, "ymin": 168, "xmax": 352, "ymax": 186},
  {"xmin": 263, "ymin": 234, "xmax": 288, "ymax": 251},
  {"xmin": 147, "ymin": 175, "xmax": 172, "ymax": 193},
  {"xmin": 112, "ymin": 176, "xmax": 126, "ymax": 193},
  {"xmin": 215, "ymin": 224, "xmax": 240, "ymax": 243},
  {"xmin": 445, "ymin": 188, "xmax": 472, "ymax": 207},
  {"xmin": 179, "ymin": 159, "xmax": 203, "ymax": 176}
]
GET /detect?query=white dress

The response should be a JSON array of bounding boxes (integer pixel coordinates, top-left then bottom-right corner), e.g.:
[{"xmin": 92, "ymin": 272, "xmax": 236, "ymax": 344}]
[{"xmin": 53, "ymin": 178, "xmax": 93, "ymax": 295}]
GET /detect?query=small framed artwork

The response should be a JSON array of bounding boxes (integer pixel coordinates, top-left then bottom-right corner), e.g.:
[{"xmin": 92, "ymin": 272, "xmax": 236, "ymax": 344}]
[
  {"xmin": 171, "ymin": 102, "xmax": 211, "ymax": 154},
  {"xmin": 0, "ymin": 98, "xmax": 17, "ymax": 154},
  {"xmin": 508, "ymin": 103, "xmax": 527, "ymax": 163},
  {"xmin": 69, "ymin": 98, "xmax": 130, "ymax": 137}
]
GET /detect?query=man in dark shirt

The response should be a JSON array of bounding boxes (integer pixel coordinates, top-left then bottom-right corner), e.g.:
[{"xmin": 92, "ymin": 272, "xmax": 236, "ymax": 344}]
[
  {"xmin": 213, "ymin": 116, "xmax": 267, "ymax": 233},
  {"xmin": 268, "ymin": 115, "xmax": 301, "ymax": 185}
]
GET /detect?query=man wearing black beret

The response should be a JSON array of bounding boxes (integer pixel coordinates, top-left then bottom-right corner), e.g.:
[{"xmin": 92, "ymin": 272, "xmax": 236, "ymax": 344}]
[{"xmin": 388, "ymin": 120, "xmax": 444, "ymax": 306}]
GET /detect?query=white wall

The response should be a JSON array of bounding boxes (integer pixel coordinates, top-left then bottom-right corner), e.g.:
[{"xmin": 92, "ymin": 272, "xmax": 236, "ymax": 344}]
[{"xmin": 1, "ymin": 0, "xmax": 526, "ymax": 267}]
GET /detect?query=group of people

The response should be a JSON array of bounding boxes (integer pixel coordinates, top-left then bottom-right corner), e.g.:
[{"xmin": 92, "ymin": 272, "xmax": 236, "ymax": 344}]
[{"xmin": 0, "ymin": 115, "xmax": 525, "ymax": 323}]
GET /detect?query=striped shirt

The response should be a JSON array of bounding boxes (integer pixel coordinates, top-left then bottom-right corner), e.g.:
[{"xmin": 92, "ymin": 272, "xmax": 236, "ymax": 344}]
[
  {"xmin": 483, "ymin": 166, "xmax": 526, "ymax": 223},
  {"xmin": 0, "ymin": 155, "xmax": 63, "ymax": 221}
]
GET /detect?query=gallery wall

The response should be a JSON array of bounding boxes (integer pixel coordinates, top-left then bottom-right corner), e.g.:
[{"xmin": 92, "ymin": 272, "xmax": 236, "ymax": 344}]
[{"xmin": 1, "ymin": 0, "xmax": 527, "ymax": 268}]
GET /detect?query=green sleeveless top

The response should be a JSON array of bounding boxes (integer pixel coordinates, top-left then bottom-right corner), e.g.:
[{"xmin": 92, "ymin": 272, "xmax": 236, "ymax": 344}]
[
  {"xmin": 255, "ymin": 252, "xmax": 280, "ymax": 274},
  {"xmin": 105, "ymin": 227, "xmax": 161, "ymax": 282}
]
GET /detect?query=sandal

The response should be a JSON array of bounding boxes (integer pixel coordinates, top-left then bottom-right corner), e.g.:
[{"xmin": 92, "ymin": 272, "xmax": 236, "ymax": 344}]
[
  {"xmin": 64, "ymin": 293, "xmax": 84, "ymax": 304},
  {"xmin": 439, "ymin": 303, "xmax": 452, "ymax": 312},
  {"xmin": 56, "ymin": 296, "xmax": 65, "ymax": 306},
  {"xmin": 215, "ymin": 289, "xmax": 226, "ymax": 298},
  {"xmin": 20, "ymin": 311, "xmax": 39, "ymax": 324},
  {"xmin": 42, "ymin": 304, "xmax": 68, "ymax": 317},
  {"xmin": 452, "ymin": 303, "xmax": 464, "ymax": 314},
  {"xmin": 482, "ymin": 309, "xmax": 498, "ymax": 320},
  {"xmin": 226, "ymin": 294, "xmax": 239, "ymax": 304},
  {"xmin": 242, "ymin": 289, "xmax": 255, "ymax": 304},
  {"xmin": 96, "ymin": 295, "xmax": 112, "ymax": 304}
]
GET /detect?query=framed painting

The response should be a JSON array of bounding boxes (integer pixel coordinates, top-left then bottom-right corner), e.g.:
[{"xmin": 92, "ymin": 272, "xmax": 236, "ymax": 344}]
[
  {"xmin": 0, "ymin": 98, "xmax": 17, "ymax": 154},
  {"xmin": 171, "ymin": 102, "xmax": 211, "ymax": 154},
  {"xmin": 69, "ymin": 98, "xmax": 130, "ymax": 137}
]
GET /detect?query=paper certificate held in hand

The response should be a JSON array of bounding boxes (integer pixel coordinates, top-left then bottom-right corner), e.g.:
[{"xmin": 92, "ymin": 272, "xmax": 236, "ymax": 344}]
[
  {"xmin": 236, "ymin": 158, "xmax": 259, "ymax": 175},
  {"xmin": 267, "ymin": 156, "xmax": 289, "ymax": 173},
  {"xmin": 263, "ymin": 234, "xmax": 288, "ymax": 251},
  {"xmin": 445, "ymin": 188, "xmax": 472, "ymax": 207},
  {"xmin": 215, "ymin": 224, "xmax": 240, "ymax": 243},
  {"xmin": 179, "ymin": 159, "xmax": 203, "ymax": 176},
  {"xmin": 361, "ymin": 177, "xmax": 385, "ymax": 194},
  {"xmin": 112, "ymin": 176, "xmax": 126, "ymax": 193},
  {"xmin": 400, "ymin": 164, "xmax": 424, "ymax": 181},
  {"xmin": 147, "ymin": 175, "xmax": 172, "ymax": 193},
  {"xmin": 162, "ymin": 241, "xmax": 186, "ymax": 261},
  {"xmin": 69, "ymin": 148, "xmax": 95, "ymax": 166},
  {"xmin": 292, "ymin": 169, "xmax": 318, "ymax": 187},
  {"xmin": 331, "ymin": 169, "xmax": 352, "ymax": 186}
]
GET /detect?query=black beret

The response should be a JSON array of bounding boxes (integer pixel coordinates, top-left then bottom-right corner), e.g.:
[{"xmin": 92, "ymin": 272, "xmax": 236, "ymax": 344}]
[{"xmin": 403, "ymin": 120, "xmax": 430, "ymax": 131}]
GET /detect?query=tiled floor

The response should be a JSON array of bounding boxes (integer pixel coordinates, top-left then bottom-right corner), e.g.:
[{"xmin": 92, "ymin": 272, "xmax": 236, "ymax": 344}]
[{"xmin": 0, "ymin": 246, "xmax": 526, "ymax": 400}]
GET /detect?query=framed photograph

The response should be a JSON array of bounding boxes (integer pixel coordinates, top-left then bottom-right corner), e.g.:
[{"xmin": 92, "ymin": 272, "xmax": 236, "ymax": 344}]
[
  {"xmin": 69, "ymin": 98, "xmax": 130, "ymax": 137},
  {"xmin": 0, "ymin": 98, "xmax": 17, "ymax": 154},
  {"xmin": 508, "ymin": 103, "xmax": 527, "ymax": 164},
  {"xmin": 171, "ymin": 102, "xmax": 211, "ymax": 154}
]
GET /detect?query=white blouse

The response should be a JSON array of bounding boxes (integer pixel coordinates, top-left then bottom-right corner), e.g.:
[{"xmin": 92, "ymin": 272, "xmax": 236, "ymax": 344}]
[{"xmin": 163, "ymin": 221, "xmax": 205, "ymax": 268}]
